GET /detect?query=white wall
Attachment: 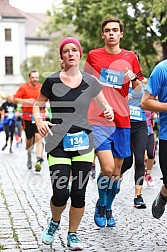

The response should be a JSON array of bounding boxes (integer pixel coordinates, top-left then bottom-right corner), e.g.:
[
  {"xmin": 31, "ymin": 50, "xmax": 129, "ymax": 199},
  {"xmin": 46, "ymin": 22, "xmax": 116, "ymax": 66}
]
[
  {"xmin": 0, "ymin": 18, "xmax": 49, "ymax": 93},
  {"xmin": 26, "ymin": 41, "xmax": 49, "ymax": 58},
  {"xmin": 0, "ymin": 19, "xmax": 26, "ymax": 85}
]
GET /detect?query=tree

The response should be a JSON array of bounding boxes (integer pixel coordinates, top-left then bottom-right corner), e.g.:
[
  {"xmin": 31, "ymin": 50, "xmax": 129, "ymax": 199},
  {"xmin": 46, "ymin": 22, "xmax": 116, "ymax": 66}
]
[
  {"xmin": 43, "ymin": 0, "xmax": 167, "ymax": 76},
  {"xmin": 21, "ymin": 1, "xmax": 167, "ymax": 77},
  {"xmin": 20, "ymin": 42, "xmax": 62, "ymax": 83},
  {"xmin": 138, "ymin": 0, "xmax": 167, "ymax": 59}
]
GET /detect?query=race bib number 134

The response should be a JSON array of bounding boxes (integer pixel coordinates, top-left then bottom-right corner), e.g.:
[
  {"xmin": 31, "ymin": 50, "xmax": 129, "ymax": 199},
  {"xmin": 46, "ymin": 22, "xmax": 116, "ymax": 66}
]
[{"xmin": 63, "ymin": 131, "xmax": 89, "ymax": 151}]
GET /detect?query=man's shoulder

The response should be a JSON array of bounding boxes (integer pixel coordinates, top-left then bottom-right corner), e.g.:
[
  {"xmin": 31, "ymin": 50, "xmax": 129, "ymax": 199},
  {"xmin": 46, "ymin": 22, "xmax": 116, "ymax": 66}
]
[
  {"xmin": 19, "ymin": 82, "xmax": 29, "ymax": 89},
  {"xmin": 37, "ymin": 82, "xmax": 42, "ymax": 88},
  {"xmin": 121, "ymin": 48, "xmax": 135, "ymax": 56},
  {"xmin": 119, "ymin": 49, "xmax": 138, "ymax": 62},
  {"xmin": 89, "ymin": 47, "xmax": 104, "ymax": 55},
  {"xmin": 1, "ymin": 101, "xmax": 7, "ymax": 106},
  {"xmin": 157, "ymin": 59, "xmax": 167, "ymax": 68}
]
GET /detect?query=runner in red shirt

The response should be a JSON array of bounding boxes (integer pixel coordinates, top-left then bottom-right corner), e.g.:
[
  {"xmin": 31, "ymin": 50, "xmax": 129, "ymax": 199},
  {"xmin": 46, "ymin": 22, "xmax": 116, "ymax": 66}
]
[
  {"xmin": 14, "ymin": 71, "xmax": 44, "ymax": 171},
  {"xmin": 84, "ymin": 17, "xmax": 144, "ymax": 227}
]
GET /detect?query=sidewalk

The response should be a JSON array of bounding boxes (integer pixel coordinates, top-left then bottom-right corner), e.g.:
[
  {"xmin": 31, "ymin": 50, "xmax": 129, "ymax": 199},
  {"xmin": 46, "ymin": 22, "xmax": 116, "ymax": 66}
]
[{"xmin": 0, "ymin": 132, "xmax": 166, "ymax": 252}]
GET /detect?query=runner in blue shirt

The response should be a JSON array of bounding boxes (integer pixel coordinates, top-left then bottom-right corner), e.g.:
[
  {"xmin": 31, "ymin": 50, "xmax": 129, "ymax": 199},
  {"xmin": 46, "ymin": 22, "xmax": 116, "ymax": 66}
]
[{"xmin": 141, "ymin": 59, "xmax": 167, "ymax": 219}]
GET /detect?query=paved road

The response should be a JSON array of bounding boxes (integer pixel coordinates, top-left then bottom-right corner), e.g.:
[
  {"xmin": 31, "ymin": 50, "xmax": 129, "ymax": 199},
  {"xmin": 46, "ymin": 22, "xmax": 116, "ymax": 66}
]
[{"xmin": 0, "ymin": 132, "xmax": 167, "ymax": 252}]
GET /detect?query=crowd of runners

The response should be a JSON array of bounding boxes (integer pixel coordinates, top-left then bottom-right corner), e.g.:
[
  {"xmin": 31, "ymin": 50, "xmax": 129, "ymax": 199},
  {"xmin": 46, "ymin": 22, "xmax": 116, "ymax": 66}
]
[{"xmin": 0, "ymin": 16, "xmax": 167, "ymax": 251}]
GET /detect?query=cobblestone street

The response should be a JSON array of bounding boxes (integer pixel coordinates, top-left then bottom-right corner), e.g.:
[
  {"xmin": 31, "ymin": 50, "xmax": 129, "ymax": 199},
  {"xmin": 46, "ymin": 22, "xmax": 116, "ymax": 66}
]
[{"xmin": 0, "ymin": 132, "xmax": 167, "ymax": 252}]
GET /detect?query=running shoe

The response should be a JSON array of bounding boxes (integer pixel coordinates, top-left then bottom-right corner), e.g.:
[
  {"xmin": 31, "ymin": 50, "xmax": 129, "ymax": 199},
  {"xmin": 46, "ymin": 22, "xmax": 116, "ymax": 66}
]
[
  {"xmin": 38, "ymin": 157, "xmax": 44, "ymax": 163},
  {"xmin": 134, "ymin": 195, "xmax": 146, "ymax": 209},
  {"xmin": 106, "ymin": 209, "xmax": 116, "ymax": 227},
  {"xmin": 67, "ymin": 233, "xmax": 83, "ymax": 251},
  {"xmin": 145, "ymin": 173, "xmax": 154, "ymax": 187},
  {"xmin": 42, "ymin": 219, "xmax": 60, "ymax": 245},
  {"xmin": 27, "ymin": 159, "xmax": 32, "ymax": 170},
  {"xmin": 94, "ymin": 201, "xmax": 106, "ymax": 227},
  {"xmin": 9, "ymin": 148, "xmax": 13, "ymax": 153},
  {"xmin": 2, "ymin": 144, "xmax": 7, "ymax": 151},
  {"xmin": 35, "ymin": 161, "xmax": 41, "ymax": 172},
  {"xmin": 35, "ymin": 158, "xmax": 43, "ymax": 172},
  {"xmin": 152, "ymin": 192, "xmax": 167, "ymax": 219}
]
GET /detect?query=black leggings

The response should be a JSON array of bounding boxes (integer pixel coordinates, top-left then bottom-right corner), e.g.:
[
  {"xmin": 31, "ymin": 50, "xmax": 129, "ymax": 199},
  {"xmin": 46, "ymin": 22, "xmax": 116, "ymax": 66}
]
[
  {"xmin": 4, "ymin": 121, "xmax": 15, "ymax": 141},
  {"xmin": 159, "ymin": 140, "xmax": 167, "ymax": 188},
  {"xmin": 48, "ymin": 150, "xmax": 93, "ymax": 208},
  {"xmin": 146, "ymin": 134, "xmax": 155, "ymax": 159},
  {"xmin": 121, "ymin": 121, "xmax": 148, "ymax": 185}
]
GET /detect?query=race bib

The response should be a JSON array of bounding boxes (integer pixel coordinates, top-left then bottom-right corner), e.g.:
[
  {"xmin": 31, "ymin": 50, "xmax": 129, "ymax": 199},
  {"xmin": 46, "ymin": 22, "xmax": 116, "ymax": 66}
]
[
  {"xmin": 129, "ymin": 105, "xmax": 143, "ymax": 121},
  {"xmin": 99, "ymin": 68, "xmax": 124, "ymax": 89},
  {"xmin": 8, "ymin": 112, "xmax": 14, "ymax": 119},
  {"xmin": 147, "ymin": 125, "xmax": 151, "ymax": 135},
  {"xmin": 63, "ymin": 131, "xmax": 89, "ymax": 151},
  {"xmin": 31, "ymin": 115, "xmax": 35, "ymax": 124}
]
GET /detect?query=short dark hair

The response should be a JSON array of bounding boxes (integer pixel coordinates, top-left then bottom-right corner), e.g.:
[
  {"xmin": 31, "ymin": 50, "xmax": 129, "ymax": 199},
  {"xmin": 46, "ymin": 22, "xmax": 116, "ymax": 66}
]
[
  {"xmin": 28, "ymin": 70, "xmax": 38, "ymax": 77},
  {"xmin": 101, "ymin": 17, "xmax": 124, "ymax": 33}
]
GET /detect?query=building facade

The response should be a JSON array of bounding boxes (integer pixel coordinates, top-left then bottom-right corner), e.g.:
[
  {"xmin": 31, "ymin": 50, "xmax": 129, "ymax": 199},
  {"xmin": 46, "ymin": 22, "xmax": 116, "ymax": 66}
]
[{"xmin": 0, "ymin": 0, "xmax": 49, "ymax": 94}]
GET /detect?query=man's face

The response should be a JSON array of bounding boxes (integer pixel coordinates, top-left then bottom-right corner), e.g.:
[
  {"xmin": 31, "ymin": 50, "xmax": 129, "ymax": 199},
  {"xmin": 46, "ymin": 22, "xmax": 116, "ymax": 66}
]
[
  {"xmin": 29, "ymin": 72, "xmax": 39, "ymax": 86},
  {"xmin": 102, "ymin": 22, "xmax": 123, "ymax": 46},
  {"xmin": 7, "ymin": 94, "xmax": 13, "ymax": 103}
]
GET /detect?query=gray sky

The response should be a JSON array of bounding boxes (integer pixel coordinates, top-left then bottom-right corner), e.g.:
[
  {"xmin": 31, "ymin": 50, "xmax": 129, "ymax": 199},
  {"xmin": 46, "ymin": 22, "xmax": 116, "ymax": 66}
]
[{"xmin": 9, "ymin": 0, "xmax": 61, "ymax": 13}]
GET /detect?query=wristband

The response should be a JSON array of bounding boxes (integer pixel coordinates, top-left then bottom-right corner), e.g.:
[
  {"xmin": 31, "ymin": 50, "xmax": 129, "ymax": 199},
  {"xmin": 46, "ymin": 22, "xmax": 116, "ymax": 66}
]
[{"xmin": 131, "ymin": 75, "xmax": 138, "ymax": 81}]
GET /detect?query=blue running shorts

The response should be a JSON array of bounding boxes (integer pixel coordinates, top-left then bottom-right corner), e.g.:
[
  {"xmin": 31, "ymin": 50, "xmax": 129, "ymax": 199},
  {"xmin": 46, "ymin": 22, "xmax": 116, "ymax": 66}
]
[{"xmin": 91, "ymin": 125, "xmax": 131, "ymax": 159}]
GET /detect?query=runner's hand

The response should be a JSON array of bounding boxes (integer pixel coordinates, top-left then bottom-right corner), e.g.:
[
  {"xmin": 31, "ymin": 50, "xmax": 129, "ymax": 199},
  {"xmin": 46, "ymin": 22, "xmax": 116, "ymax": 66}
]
[
  {"xmin": 36, "ymin": 120, "xmax": 55, "ymax": 136},
  {"xmin": 103, "ymin": 103, "xmax": 114, "ymax": 122},
  {"xmin": 128, "ymin": 93, "xmax": 132, "ymax": 100},
  {"xmin": 125, "ymin": 68, "xmax": 137, "ymax": 81}
]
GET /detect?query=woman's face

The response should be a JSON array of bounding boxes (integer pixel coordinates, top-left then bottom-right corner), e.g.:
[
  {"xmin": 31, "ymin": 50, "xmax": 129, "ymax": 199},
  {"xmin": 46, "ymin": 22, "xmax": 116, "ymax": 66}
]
[{"xmin": 62, "ymin": 43, "xmax": 80, "ymax": 68}]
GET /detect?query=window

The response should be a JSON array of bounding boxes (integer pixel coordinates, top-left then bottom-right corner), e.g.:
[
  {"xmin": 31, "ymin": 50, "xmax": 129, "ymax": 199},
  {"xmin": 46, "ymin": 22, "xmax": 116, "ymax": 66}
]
[
  {"xmin": 5, "ymin": 29, "xmax": 12, "ymax": 41},
  {"xmin": 5, "ymin": 57, "xmax": 13, "ymax": 75}
]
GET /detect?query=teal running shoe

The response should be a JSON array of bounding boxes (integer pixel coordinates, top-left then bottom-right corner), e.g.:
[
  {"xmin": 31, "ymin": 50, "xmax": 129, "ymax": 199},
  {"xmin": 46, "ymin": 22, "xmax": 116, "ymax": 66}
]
[
  {"xmin": 94, "ymin": 201, "xmax": 106, "ymax": 227},
  {"xmin": 106, "ymin": 209, "xmax": 116, "ymax": 227},
  {"xmin": 67, "ymin": 233, "xmax": 83, "ymax": 251},
  {"xmin": 42, "ymin": 219, "xmax": 59, "ymax": 245}
]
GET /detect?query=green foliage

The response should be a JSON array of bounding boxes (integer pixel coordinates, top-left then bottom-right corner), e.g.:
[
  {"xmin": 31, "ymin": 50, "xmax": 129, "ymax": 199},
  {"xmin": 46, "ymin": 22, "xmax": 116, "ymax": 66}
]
[
  {"xmin": 20, "ymin": 41, "xmax": 62, "ymax": 84},
  {"xmin": 48, "ymin": 0, "xmax": 167, "ymax": 75},
  {"xmin": 21, "ymin": 0, "xmax": 167, "ymax": 77},
  {"xmin": 0, "ymin": 244, "xmax": 5, "ymax": 250}
]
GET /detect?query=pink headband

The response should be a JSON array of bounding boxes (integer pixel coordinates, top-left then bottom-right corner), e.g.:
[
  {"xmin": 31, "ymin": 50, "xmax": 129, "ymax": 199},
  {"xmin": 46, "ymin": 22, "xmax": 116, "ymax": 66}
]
[{"xmin": 59, "ymin": 37, "xmax": 82, "ymax": 59}]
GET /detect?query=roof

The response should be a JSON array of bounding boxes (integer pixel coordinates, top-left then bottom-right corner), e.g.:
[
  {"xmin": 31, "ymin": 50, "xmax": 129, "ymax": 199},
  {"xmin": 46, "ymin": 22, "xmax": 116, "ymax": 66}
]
[
  {"xmin": 0, "ymin": 0, "xmax": 49, "ymax": 39},
  {"xmin": 0, "ymin": 0, "xmax": 25, "ymax": 18},
  {"xmin": 18, "ymin": 12, "xmax": 49, "ymax": 39}
]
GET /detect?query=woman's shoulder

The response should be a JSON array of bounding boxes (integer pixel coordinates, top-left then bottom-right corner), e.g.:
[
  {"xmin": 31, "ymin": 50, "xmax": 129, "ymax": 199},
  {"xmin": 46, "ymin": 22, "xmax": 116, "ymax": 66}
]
[
  {"xmin": 43, "ymin": 72, "xmax": 60, "ymax": 85},
  {"xmin": 47, "ymin": 71, "xmax": 60, "ymax": 80}
]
